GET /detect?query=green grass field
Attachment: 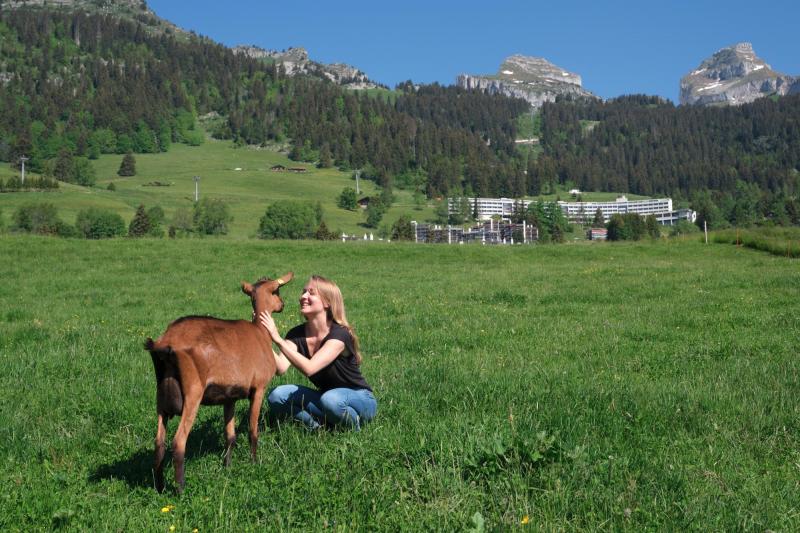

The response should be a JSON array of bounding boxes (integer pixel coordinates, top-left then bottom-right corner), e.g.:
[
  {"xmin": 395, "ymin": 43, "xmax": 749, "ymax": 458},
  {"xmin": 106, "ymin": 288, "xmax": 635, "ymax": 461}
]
[
  {"xmin": 0, "ymin": 140, "xmax": 435, "ymax": 238},
  {"xmin": 1, "ymin": 235, "xmax": 798, "ymax": 530}
]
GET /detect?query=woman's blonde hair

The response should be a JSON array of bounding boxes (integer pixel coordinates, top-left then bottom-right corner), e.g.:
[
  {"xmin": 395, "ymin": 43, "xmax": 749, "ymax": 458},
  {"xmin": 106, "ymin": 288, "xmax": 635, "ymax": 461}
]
[{"xmin": 309, "ymin": 275, "xmax": 362, "ymax": 364}]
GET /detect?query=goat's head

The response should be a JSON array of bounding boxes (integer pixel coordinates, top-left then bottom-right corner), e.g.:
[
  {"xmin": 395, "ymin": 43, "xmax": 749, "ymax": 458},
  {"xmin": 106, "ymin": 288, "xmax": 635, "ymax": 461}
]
[{"xmin": 242, "ymin": 272, "xmax": 294, "ymax": 314}]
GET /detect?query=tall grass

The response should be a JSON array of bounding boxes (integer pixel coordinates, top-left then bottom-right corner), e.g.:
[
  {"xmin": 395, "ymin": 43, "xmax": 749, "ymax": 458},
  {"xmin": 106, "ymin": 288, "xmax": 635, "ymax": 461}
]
[
  {"xmin": 0, "ymin": 236, "xmax": 798, "ymax": 530},
  {"xmin": 712, "ymin": 227, "xmax": 800, "ymax": 258}
]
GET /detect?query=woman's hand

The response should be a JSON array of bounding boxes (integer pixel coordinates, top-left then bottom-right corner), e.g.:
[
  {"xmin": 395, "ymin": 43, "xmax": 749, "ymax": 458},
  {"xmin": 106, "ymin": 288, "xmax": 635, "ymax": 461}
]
[{"xmin": 259, "ymin": 311, "xmax": 281, "ymax": 342}]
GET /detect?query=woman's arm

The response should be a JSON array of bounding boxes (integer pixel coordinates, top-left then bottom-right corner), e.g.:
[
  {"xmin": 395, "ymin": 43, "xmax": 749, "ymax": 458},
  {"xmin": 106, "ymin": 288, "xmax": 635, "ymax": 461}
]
[
  {"xmin": 260, "ymin": 312, "xmax": 345, "ymax": 377},
  {"xmin": 273, "ymin": 348, "xmax": 290, "ymax": 376}
]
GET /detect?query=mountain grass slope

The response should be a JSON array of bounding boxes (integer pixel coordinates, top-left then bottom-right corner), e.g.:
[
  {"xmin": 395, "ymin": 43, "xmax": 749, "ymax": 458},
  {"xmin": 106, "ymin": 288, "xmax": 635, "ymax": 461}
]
[{"xmin": 0, "ymin": 138, "xmax": 435, "ymax": 237}]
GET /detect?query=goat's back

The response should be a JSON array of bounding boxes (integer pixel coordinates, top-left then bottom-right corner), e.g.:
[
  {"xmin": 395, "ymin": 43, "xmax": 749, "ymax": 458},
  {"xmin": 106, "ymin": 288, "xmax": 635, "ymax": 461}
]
[{"xmin": 148, "ymin": 316, "xmax": 276, "ymax": 390}]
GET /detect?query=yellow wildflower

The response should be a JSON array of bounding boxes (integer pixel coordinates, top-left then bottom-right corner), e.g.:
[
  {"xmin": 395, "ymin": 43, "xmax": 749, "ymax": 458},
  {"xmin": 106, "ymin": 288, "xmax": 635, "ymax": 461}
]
[
  {"xmin": 161, "ymin": 505, "xmax": 175, "ymax": 513},
  {"xmin": 521, "ymin": 515, "xmax": 530, "ymax": 525},
  {"xmin": 169, "ymin": 526, "xmax": 175, "ymax": 532}
]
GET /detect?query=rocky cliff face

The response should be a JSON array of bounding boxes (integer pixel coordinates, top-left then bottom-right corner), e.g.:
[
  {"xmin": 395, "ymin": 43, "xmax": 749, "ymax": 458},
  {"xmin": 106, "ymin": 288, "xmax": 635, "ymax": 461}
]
[
  {"xmin": 3, "ymin": 0, "xmax": 183, "ymax": 35},
  {"xmin": 457, "ymin": 54, "xmax": 596, "ymax": 108},
  {"xmin": 232, "ymin": 45, "xmax": 379, "ymax": 89},
  {"xmin": 680, "ymin": 42, "xmax": 797, "ymax": 106}
]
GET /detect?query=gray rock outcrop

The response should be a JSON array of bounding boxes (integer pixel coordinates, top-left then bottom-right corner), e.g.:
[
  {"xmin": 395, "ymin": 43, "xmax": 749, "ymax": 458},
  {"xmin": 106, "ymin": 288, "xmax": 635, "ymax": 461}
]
[
  {"xmin": 680, "ymin": 42, "xmax": 797, "ymax": 106},
  {"xmin": 457, "ymin": 54, "xmax": 596, "ymax": 108},
  {"xmin": 232, "ymin": 45, "xmax": 379, "ymax": 89}
]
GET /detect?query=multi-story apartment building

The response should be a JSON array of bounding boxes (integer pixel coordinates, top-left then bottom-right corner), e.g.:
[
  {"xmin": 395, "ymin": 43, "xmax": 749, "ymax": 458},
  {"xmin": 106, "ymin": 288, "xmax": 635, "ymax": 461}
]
[{"xmin": 450, "ymin": 196, "xmax": 695, "ymax": 225}]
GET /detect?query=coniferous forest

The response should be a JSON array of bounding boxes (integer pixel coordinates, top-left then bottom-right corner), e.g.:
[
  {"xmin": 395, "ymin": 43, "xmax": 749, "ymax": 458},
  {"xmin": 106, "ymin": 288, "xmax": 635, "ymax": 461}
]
[{"xmin": 1, "ymin": 7, "xmax": 799, "ymax": 227}]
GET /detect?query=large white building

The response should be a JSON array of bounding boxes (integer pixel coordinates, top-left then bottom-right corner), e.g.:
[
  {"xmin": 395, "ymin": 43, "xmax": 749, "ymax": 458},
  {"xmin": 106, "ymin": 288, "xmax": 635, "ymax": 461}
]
[
  {"xmin": 448, "ymin": 197, "xmax": 532, "ymax": 219},
  {"xmin": 558, "ymin": 196, "xmax": 672, "ymax": 222},
  {"xmin": 449, "ymin": 196, "xmax": 695, "ymax": 225}
]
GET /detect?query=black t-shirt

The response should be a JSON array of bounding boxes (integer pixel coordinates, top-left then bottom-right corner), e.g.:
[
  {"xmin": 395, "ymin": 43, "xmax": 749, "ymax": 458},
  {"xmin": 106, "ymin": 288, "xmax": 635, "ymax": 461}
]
[{"xmin": 285, "ymin": 322, "xmax": 372, "ymax": 392}]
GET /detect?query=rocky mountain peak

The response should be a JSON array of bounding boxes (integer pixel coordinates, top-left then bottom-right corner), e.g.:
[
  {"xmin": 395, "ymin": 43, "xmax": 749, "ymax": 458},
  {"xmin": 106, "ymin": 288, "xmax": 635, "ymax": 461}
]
[
  {"xmin": 231, "ymin": 45, "xmax": 379, "ymax": 90},
  {"xmin": 457, "ymin": 54, "xmax": 595, "ymax": 109},
  {"xmin": 680, "ymin": 42, "xmax": 798, "ymax": 106}
]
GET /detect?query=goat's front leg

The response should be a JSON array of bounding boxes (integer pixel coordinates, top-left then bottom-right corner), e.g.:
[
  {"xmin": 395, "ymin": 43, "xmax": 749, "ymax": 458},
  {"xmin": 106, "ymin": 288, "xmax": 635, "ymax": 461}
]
[
  {"xmin": 153, "ymin": 412, "xmax": 169, "ymax": 493},
  {"xmin": 248, "ymin": 387, "xmax": 266, "ymax": 462},
  {"xmin": 223, "ymin": 401, "xmax": 236, "ymax": 467}
]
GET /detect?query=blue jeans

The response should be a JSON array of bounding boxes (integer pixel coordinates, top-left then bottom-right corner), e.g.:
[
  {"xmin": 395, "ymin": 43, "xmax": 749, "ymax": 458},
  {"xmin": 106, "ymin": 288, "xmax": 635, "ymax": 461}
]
[{"xmin": 267, "ymin": 384, "xmax": 377, "ymax": 431}]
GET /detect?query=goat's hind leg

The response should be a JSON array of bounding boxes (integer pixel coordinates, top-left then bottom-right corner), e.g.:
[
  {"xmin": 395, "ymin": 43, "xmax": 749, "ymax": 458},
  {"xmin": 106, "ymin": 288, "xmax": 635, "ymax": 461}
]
[
  {"xmin": 153, "ymin": 412, "xmax": 169, "ymax": 493},
  {"xmin": 248, "ymin": 387, "xmax": 266, "ymax": 462},
  {"xmin": 171, "ymin": 353, "xmax": 202, "ymax": 494},
  {"xmin": 223, "ymin": 401, "xmax": 236, "ymax": 467}
]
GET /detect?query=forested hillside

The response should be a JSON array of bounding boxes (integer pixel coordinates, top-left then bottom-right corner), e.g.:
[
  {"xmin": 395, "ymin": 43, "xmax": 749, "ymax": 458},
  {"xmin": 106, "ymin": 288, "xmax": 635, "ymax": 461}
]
[
  {"xmin": 0, "ymin": 8, "xmax": 530, "ymax": 198},
  {"xmin": 530, "ymin": 95, "xmax": 800, "ymax": 225}
]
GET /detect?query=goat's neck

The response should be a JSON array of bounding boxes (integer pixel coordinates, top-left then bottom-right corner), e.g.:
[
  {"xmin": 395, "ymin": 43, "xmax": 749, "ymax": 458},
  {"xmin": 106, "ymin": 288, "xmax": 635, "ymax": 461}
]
[{"xmin": 251, "ymin": 301, "xmax": 271, "ymax": 330}]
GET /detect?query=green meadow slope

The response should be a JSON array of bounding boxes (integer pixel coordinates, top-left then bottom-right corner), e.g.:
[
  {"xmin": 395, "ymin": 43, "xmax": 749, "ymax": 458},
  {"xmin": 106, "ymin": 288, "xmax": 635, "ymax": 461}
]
[
  {"xmin": 1, "ymin": 236, "xmax": 798, "ymax": 530},
  {"xmin": 0, "ymin": 139, "xmax": 435, "ymax": 238}
]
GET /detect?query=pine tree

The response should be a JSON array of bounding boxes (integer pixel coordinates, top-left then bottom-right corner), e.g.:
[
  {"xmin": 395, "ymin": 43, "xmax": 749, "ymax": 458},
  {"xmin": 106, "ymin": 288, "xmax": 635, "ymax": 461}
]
[
  {"xmin": 118, "ymin": 153, "xmax": 136, "ymax": 177},
  {"xmin": 317, "ymin": 143, "xmax": 332, "ymax": 168},
  {"xmin": 592, "ymin": 208, "xmax": 605, "ymax": 228},
  {"xmin": 128, "ymin": 204, "xmax": 151, "ymax": 237}
]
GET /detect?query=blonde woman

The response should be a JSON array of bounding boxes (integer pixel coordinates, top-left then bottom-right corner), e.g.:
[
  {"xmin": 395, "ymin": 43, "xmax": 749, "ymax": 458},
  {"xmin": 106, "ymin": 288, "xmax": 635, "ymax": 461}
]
[{"xmin": 259, "ymin": 275, "xmax": 376, "ymax": 431}]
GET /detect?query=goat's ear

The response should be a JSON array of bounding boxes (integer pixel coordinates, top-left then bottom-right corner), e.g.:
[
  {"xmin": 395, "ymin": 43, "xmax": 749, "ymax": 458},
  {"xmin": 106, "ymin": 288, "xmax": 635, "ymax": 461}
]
[
  {"xmin": 241, "ymin": 281, "xmax": 254, "ymax": 295},
  {"xmin": 276, "ymin": 271, "xmax": 294, "ymax": 286}
]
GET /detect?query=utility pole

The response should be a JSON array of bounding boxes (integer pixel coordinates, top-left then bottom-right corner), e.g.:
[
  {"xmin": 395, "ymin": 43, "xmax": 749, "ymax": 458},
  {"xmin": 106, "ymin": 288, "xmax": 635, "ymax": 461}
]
[
  {"xmin": 193, "ymin": 176, "xmax": 200, "ymax": 202},
  {"xmin": 19, "ymin": 155, "xmax": 29, "ymax": 186},
  {"xmin": 355, "ymin": 169, "xmax": 361, "ymax": 195}
]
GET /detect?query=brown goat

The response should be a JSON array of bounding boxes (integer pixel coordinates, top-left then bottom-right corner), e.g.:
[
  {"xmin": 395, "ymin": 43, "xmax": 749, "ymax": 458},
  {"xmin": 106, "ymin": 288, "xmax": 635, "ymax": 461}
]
[{"xmin": 145, "ymin": 272, "xmax": 293, "ymax": 493}]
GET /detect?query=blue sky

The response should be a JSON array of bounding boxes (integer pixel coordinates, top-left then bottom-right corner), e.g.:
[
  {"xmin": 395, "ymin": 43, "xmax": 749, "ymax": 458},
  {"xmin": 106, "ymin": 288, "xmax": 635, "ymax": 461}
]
[{"xmin": 148, "ymin": 0, "xmax": 799, "ymax": 103}]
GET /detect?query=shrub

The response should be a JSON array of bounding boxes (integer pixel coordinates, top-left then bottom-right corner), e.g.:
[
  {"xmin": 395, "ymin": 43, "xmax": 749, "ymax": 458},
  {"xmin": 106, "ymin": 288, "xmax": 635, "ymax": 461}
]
[
  {"xmin": 169, "ymin": 207, "xmax": 194, "ymax": 237},
  {"xmin": 258, "ymin": 201, "xmax": 317, "ymax": 240},
  {"xmin": 338, "ymin": 187, "xmax": 357, "ymax": 210},
  {"xmin": 147, "ymin": 206, "xmax": 165, "ymax": 237},
  {"xmin": 669, "ymin": 220, "xmax": 700, "ymax": 237},
  {"xmin": 75, "ymin": 208, "xmax": 125, "ymax": 239},
  {"xmin": 314, "ymin": 221, "xmax": 338, "ymax": 241},
  {"xmin": 364, "ymin": 197, "xmax": 386, "ymax": 228},
  {"xmin": 193, "ymin": 197, "xmax": 232, "ymax": 235},
  {"xmin": 13, "ymin": 203, "xmax": 62, "ymax": 235},
  {"xmin": 391, "ymin": 215, "xmax": 415, "ymax": 241}
]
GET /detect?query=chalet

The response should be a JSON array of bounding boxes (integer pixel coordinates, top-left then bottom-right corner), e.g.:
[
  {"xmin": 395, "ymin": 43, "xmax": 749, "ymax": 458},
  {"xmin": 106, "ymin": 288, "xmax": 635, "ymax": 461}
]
[
  {"xmin": 287, "ymin": 167, "xmax": 307, "ymax": 173},
  {"xmin": 270, "ymin": 165, "xmax": 286, "ymax": 171},
  {"xmin": 357, "ymin": 197, "xmax": 371, "ymax": 209}
]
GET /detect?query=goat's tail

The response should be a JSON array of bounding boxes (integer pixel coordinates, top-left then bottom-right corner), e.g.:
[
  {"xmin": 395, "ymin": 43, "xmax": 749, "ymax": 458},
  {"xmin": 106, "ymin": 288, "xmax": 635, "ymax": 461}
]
[{"xmin": 145, "ymin": 337, "xmax": 184, "ymax": 417}]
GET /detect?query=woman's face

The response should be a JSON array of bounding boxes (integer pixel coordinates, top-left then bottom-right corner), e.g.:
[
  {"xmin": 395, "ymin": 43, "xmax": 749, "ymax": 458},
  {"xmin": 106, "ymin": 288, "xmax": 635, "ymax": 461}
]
[{"xmin": 299, "ymin": 282, "xmax": 327, "ymax": 317}]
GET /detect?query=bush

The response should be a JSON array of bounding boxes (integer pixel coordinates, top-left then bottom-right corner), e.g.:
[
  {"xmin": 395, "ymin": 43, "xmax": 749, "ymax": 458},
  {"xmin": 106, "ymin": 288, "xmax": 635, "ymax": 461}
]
[
  {"xmin": 169, "ymin": 207, "xmax": 194, "ymax": 237},
  {"xmin": 338, "ymin": 187, "xmax": 357, "ymax": 210},
  {"xmin": 314, "ymin": 221, "xmax": 338, "ymax": 241},
  {"xmin": 391, "ymin": 215, "xmax": 415, "ymax": 241},
  {"xmin": 258, "ymin": 201, "xmax": 318, "ymax": 240},
  {"xmin": 75, "ymin": 208, "xmax": 125, "ymax": 239},
  {"xmin": 147, "ymin": 206, "xmax": 165, "ymax": 237},
  {"xmin": 364, "ymin": 197, "xmax": 386, "ymax": 228},
  {"xmin": 13, "ymin": 203, "xmax": 63, "ymax": 235},
  {"xmin": 669, "ymin": 220, "xmax": 700, "ymax": 237},
  {"xmin": 193, "ymin": 197, "xmax": 232, "ymax": 235}
]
